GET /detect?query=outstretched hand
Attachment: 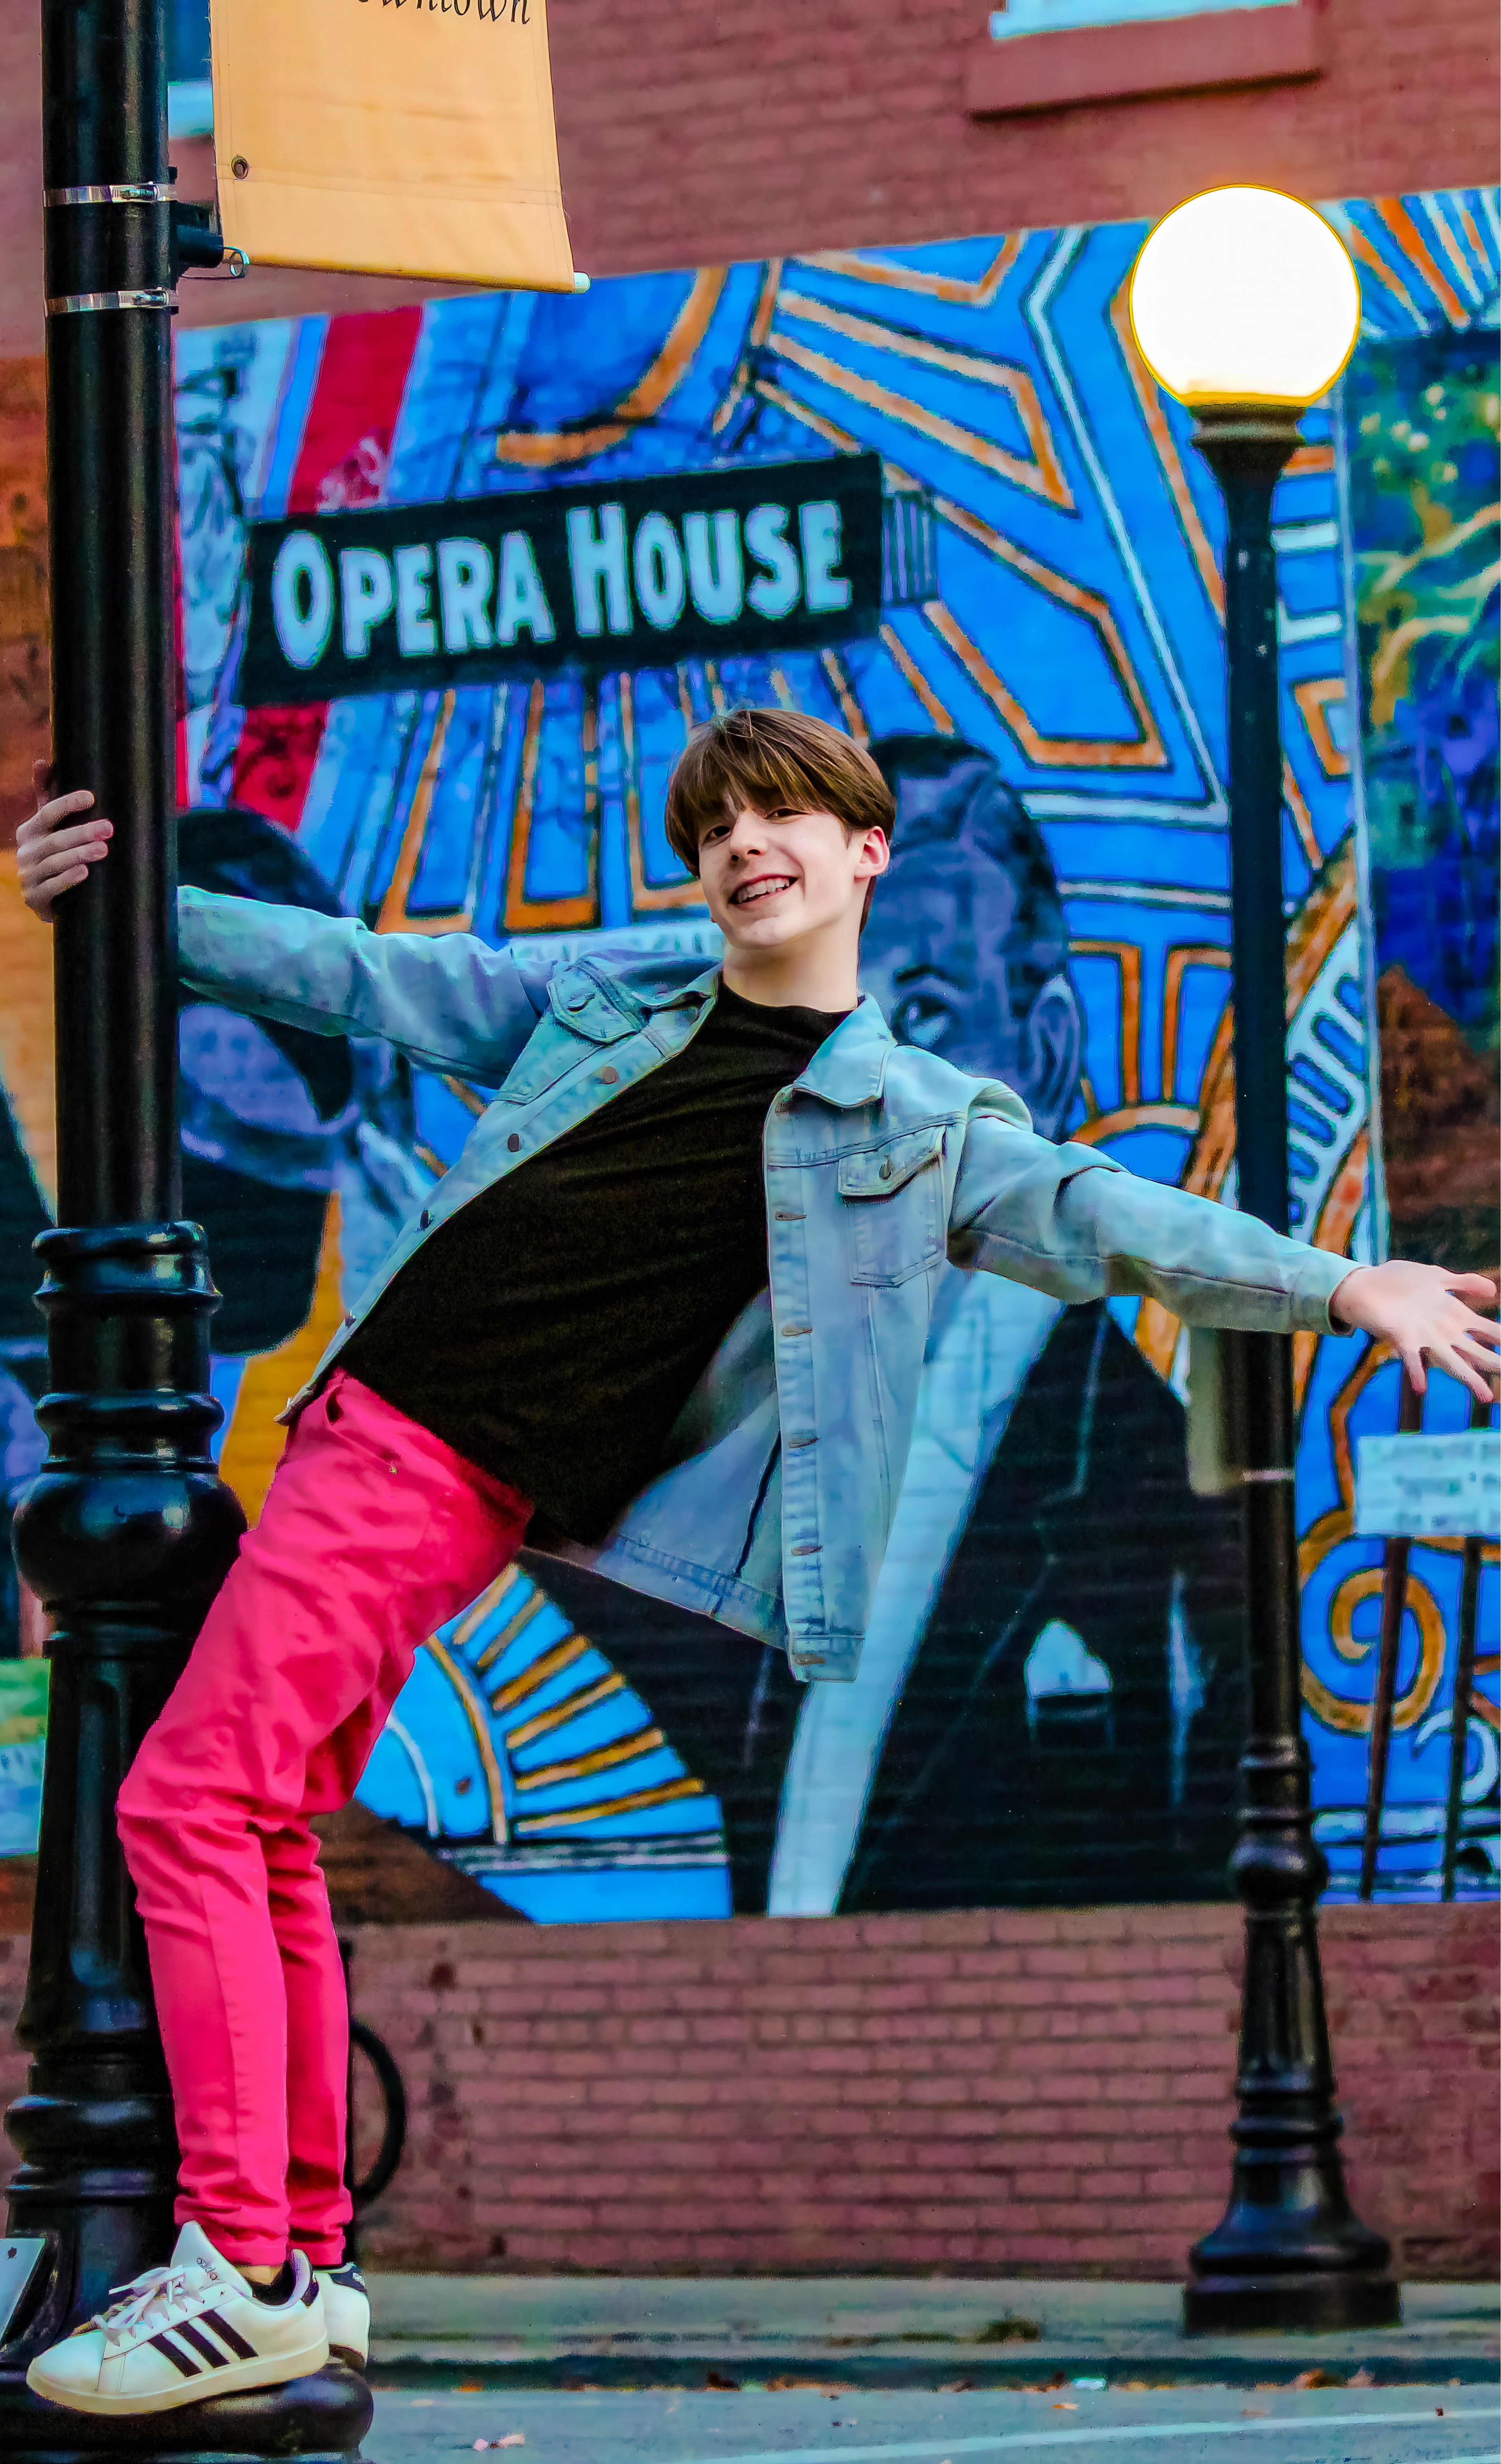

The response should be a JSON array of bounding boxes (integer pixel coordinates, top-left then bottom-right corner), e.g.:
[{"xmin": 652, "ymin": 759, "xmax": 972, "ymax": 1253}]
[
  {"xmin": 15, "ymin": 760, "xmax": 112, "ymax": 920},
  {"xmin": 1331, "ymin": 1260, "xmax": 1499, "ymax": 1404}
]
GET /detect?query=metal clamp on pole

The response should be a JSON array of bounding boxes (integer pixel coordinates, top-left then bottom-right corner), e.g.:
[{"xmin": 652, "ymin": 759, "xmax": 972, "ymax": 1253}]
[
  {"xmin": 44, "ymin": 181, "xmax": 174, "ymax": 205},
  {"xmin": 45, "ymin": 288, "xmax": 174, "ymax": 315}
]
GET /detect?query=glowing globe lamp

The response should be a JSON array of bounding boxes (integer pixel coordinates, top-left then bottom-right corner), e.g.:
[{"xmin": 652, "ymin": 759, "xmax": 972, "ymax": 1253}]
[{"xmin": 1129, "ymin": 185, "xmax": 1360, "ymax": 410}]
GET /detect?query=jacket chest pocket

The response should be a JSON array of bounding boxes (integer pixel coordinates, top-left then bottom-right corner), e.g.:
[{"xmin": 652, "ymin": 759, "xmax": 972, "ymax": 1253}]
[
  {"xmin": 838, "ymin": 1127, "xmax": 946, "ymax": 1287},
  {"xmin": 500, "ymin": 975, "xmax": 635, "ymax": 1104}
]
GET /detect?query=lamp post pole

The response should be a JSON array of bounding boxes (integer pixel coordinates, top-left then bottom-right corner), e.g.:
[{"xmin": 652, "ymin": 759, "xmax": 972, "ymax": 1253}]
[
  {"xmin": 0, "ymin": 0, "xmax": 369, "ymax": 2450},
  {"xmin": 1182, "ymin": 407, "xmax": 1398, "ymax": 2334}
]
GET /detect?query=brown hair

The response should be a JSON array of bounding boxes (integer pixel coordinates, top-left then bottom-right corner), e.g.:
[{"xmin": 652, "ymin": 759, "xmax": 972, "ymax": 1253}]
[{"xmin": 664, "ymin": 706, "xmax": 895, "ymax": 878}]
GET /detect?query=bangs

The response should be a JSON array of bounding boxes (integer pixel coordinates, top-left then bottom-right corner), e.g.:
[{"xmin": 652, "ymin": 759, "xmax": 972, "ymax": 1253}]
[{"xmin": 664, "ymin": 707, "xmax": 893, "ymax": 876}]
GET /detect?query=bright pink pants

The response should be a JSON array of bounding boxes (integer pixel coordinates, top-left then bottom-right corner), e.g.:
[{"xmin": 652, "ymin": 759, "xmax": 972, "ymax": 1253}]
[{"xmin": 116, "ymin": 1370, "xmax": 530, "ymax": 2266}]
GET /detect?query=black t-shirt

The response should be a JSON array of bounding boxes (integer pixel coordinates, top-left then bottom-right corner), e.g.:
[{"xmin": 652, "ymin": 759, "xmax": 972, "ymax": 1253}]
[{"xmin": 341, "ymin": 981, "xmax": 848, "ymax": 1541}]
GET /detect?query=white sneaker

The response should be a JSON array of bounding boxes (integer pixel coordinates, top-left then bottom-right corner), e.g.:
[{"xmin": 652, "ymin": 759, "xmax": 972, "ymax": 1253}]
[
  {"xmin": 314, "ymin": 2262, "xmax": 370, "ymax": 2369},
  {"xmin": 26, "ymin": 2220, "xmax": 329, "ymax": 2417}
]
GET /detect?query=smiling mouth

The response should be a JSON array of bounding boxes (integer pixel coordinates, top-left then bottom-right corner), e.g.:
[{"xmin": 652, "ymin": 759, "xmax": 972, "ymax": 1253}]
[{"xmin": 729, "ymin": 874, "xmax": 796, "ymax": 907}]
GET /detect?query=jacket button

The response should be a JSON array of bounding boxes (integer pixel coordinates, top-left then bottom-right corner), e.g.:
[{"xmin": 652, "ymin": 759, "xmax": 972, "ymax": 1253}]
[
  {"xmin": 343, "ymin": 1312, "xmax": 354, "ymax": 1328},
  {"xmin": 879, "ymin": 1158, "xmax": 894, "ymax": 1180},
  {"xmin": 420, "ymin": 1209, "xmax": 431, "ymax": 1228},
  {"xmin": 599, "ymin": 1066, "xmax": 619, "ymax": 1085},
  {"xmin": 507, "ymin": 1132, "xmax": 522, "ymax": 1152}
]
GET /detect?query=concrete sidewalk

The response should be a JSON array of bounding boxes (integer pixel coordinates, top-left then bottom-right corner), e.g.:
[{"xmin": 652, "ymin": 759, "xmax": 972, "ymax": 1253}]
[{"xmin": 366, "ymin": 2276, "xmax": 1501, "ymax": 2389}]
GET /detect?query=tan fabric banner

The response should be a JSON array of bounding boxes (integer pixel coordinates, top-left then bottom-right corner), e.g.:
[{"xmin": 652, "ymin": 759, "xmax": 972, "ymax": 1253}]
[{"xmin": 209, "ymin": 0, "xmax": 576, "ymax": 290}]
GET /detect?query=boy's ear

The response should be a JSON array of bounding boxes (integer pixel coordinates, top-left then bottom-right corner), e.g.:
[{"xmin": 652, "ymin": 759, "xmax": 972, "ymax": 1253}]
[{"xmin": 858, "ymin": 826, "xmax": 891, "ymax": 878}]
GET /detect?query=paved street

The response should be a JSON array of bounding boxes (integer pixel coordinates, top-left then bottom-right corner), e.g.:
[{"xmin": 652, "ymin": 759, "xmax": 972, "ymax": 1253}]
[{"xmin": 364, "ymin": 2384, "xmax": 1500, "ymax": 2464}]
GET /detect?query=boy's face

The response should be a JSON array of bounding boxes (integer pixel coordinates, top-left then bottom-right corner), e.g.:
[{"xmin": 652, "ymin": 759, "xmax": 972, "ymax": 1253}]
[{"xmin": 697, "ymin": 802, "xmax": 888, "ymax": 958}]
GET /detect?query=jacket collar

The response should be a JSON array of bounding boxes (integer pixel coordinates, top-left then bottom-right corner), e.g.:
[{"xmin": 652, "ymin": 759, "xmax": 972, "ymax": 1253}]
[{"xmin": 793, "ymin": 993, "xmax": 894, "ymax": 1110}]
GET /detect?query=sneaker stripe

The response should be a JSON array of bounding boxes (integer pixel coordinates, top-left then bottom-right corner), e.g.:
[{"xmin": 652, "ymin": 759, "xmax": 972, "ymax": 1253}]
[
  {"xmin": 200, "ymin": 2307, "xmax": 258, "ymax": 2362},
  {"xmin": 148, "ymin": 2332, "xmax": 203, "ymax": 2378},
  {"xmin": 173, "ymin": 2320, "xmax": 232, "ymax": 2370}
]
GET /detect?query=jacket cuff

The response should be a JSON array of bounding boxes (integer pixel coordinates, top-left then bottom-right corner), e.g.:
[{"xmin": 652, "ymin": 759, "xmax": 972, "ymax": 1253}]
[{"xmin": 1293, "ymin": 1245, "xmax": 1362, "ymax": 1336}]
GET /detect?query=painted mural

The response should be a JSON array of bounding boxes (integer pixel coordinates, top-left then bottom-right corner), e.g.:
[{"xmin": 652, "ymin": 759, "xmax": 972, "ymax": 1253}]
[{"xmin": 0, "ymin": 188, "xmax": 1496, "ymax": 1915}]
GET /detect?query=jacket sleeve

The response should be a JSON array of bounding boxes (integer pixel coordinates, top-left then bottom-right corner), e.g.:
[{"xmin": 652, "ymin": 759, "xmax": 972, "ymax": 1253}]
[
  {"xmin": 177, "ymin": 887, "xmax": 558, "ymax": 1080},
  {"xmin": 948, "ymin": 1099, "xmax": 1354, "ymax": 1335}
]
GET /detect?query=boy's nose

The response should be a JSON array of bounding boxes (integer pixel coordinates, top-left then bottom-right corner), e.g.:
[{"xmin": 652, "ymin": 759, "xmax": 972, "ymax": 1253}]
[{"xmin": 728, "ymin": 808, "xmax": 767, "ymax": 855}]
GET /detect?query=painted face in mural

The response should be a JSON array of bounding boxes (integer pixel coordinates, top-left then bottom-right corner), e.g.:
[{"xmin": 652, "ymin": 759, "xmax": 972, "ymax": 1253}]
[{"xmin": 860, "ymin": 739, "xmax": 1084, "ymax": 1143}]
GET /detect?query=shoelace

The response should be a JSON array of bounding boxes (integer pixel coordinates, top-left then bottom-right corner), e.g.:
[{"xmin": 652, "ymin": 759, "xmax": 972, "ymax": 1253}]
[{"xmin": 90, "ymin": 2261, "xmax": 212, "ymax": 2346}]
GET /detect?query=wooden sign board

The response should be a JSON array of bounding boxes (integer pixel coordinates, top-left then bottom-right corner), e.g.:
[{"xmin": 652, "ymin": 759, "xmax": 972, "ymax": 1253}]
[{"xmin": 209, "ymin": 0, "xmax": 576, "ymax": 290}]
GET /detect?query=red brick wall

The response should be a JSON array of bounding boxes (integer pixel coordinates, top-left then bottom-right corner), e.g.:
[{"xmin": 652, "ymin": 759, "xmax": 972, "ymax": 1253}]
[
  {"xmin": 2, "ymin": 1901, "xmax": 1494, "ymax": 2278},
  {"xmin": 0, "ymin": 0, "xmax": 1496, "ymax": 348},
  {"xmin": 349, "ymin": 1901, "xmax": 1495, "ymax": 2278}
]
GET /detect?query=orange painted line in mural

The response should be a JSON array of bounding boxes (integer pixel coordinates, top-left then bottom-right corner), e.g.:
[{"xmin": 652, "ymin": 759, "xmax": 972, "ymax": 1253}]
[
  {"xmin": 1374, "ymin": 198, "xmax": 1469, "ymax": 325},
  {"xmin": 514, "ymin": 1774, "xmax": 705, "ymax": 1835},
  {"xmin": 495, "ymin": 269, "xmax": 729, "ymax": 469},
  {"xmin": 1069, "ymin": 1101, "xmax": 1199, "ymax": 1147},
  {"xmin": 818, "ymin": 647, "xmax": 869, "ymax": 743},
  {"xmin": 767, "ymin": 327, "xmax": 1063, "ymax": 507},
  {"xmin": 377, "ymin": 689, "xmax": 470, "ymax": 937},
  {"xmin": 1160, "ymin": 943, "xmax": 1230, "ymax": 1104},
  {"xmin": 1340, "ymin": 219, "xmax": 1428, "ymax": 330},
  {"xmin": 712, "ymin": 259, "xmax": 784, "ymax": 438},
  {"xmin": 218, "ymin": 1196, "xmax": 346, "ymax": 1525},
  {"xmin": 504, "ymin": 676, "xmax": 599, "ymax": 933},
  {"xmin": 512, "ymin": 1725, "xmax": 666, "ymax": 1793},
  {"xmin": 618, "ymin": 672, "xmax": 703, "ymax": 912},
  {"xmin": 505, "ymin": 1669, "xmax": 626, "ymax": 1751},
  {"xmin": 1070, "ymin": 937, "xmax": 1144, "ymax": 1105},
  {"xmin": 472, "ymin": 1586, "xmax": 549, "ymax": 1679},
  {"xmin": 930, "ymin": 495, "xmax": 1169, "ymax": 768},
  {"xmin": 877, "ymin": 621, "xmax": 955, "ymax": 734},
  {"xmin": 921, "ymin": 596, "xmax": 1166, "ymax": 773},
  {"xmin": 1294, "ymin": 676, "xmax": 1350, "ymax": 779},
  {"xmin": 1298, "ymin": 1540, "xmax": 1446, "ymax": 1736},
  {"xmin": 487, "ymin": 1631, "xmax": 591, "ymax": 1716},
  {"xmin": 777, "ymin": 287, "xmax": 1074, "ymax": 508},
  {"xmin": 1282, "ymin": 756, "xmax": 1321, "ymax": 871},
  {"xmin": 449, "ymin": 1564, "xmax": 526, "ymax": 1654},
  {"xmin": 426, "ymin": 1632, "xmax": 510, "ymax": 1845},
  {"xmin": 1422, "ymin": 195, "xmax": 1487, "ymax": 311},
  {"xmin": 1286, "ymin": 443, "xmax": 1335, "ymax": 476},
  {"xmin": 796, "ymin": 237, "xmax": 1025, "ymax": 310}
]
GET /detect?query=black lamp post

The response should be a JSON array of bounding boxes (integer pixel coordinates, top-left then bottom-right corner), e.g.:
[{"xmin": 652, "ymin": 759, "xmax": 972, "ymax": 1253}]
[
  {"xmin": 1130, "ymin": 189, "xmax": 1401, "ymax": 2335},
  {"xmin": 0, "ymin": 0, "xmax": 370, "ymax": 2449}
]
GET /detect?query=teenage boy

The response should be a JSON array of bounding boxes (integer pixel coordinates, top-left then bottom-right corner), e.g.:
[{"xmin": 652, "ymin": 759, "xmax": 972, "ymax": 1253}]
[{"xmin": 16, "ymin": 710, "xmax": 1500, "ymax": 2418}]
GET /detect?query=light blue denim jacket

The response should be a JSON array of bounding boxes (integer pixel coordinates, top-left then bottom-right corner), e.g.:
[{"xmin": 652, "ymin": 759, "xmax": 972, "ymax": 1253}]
[{"xmin": 180, "ymin": 888, "xmax": 1354, "ymax": 1682}]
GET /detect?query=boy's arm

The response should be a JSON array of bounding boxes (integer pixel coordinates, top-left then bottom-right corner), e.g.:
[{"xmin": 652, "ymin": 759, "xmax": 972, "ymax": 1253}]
[
  {"xmin": 949, "ymin": 1104, "xmax": 1500, "ymax": 1398},
  {"xmin": 178, "ymin": 887, "xmax": 557, "ymax": 1080},
  {"xmin": 947, "ymin": 1104, "xmax": 1351, "ymax": 1332}
]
